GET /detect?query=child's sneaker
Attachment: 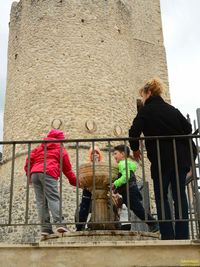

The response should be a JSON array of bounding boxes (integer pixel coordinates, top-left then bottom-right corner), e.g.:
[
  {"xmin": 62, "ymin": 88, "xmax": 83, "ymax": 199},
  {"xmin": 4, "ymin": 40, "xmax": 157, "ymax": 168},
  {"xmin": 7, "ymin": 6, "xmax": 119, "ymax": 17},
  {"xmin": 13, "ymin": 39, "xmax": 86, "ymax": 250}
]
[
  {"xmin": 41, "ymin": 230, "xmax": 54, "ymax": 236},
  {"xmin": 148, "ymin": 223, "xmax": 160, "ymax": 233},
  {"xmin": 56, "ymin": 226, "xmax": 68, "ymax": 233},
  {"xmin": 41, "ymin": 231, "xmax": 59, "ymax": 241}
]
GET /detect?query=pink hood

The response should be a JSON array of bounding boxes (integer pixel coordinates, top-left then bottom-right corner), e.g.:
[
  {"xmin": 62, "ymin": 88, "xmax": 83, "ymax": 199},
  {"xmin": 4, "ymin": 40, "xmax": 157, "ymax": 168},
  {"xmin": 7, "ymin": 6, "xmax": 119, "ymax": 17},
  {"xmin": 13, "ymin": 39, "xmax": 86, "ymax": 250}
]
[{"xmin": 47, "ymin": 129, "xmax": 65, "ymax": 140}]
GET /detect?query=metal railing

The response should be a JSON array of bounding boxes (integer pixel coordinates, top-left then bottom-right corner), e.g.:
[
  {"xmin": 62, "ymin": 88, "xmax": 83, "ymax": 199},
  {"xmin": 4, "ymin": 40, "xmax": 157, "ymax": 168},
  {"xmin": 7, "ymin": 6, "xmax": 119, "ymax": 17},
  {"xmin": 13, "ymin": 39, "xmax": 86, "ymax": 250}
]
[{"xmin": 0, "ymin": 135, "xmax": 199, "ymax": 240}]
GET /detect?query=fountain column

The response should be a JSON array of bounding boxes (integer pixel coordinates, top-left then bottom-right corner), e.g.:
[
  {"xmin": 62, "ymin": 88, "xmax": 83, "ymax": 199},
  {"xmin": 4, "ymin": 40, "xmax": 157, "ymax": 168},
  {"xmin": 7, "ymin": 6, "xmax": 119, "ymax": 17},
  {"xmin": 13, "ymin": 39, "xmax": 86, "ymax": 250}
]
[{"xmin": 79, "ymin": 162, "xmax": 118, "ymax": 230}]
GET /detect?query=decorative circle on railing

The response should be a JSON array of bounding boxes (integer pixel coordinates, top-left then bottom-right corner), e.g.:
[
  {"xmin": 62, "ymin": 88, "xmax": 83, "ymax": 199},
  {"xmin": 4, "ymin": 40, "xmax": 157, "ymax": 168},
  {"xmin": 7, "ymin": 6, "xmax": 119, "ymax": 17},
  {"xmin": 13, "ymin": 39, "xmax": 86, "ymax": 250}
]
[
  {"xmin": 85, "ymin": 120, "xmax": 97, "ymax": 133},
  {"xmin": 51, "ymin": 119, "xmax": 62, "ymax": 129},
  {"xmin": 113, "ymin": 125, "xmax": 122, "ymax": 136}
]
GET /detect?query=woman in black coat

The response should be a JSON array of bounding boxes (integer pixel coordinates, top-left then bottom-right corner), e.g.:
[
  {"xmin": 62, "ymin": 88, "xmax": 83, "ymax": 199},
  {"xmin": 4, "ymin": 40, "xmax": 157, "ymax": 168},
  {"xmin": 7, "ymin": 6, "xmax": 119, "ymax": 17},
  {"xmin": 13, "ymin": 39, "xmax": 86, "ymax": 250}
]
[{"xmin": 129, "ymin": 78, "xmax": 192, "ymax": 240}]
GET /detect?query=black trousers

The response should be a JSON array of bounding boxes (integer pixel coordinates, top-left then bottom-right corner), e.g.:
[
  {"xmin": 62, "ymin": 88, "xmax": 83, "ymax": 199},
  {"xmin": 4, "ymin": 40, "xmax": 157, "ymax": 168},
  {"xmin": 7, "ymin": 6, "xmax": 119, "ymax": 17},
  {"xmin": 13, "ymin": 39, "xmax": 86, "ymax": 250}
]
[
  {"xmin": 119, "ymin": 183, "xmax": 155, "ymax": 226},
  {"xmin": 152, "ymin": 167, "xmax": 189, "ymax": 240},
  {"xmin": 75, "ymin": 189, "xmax": 91, "ymax": 231}
]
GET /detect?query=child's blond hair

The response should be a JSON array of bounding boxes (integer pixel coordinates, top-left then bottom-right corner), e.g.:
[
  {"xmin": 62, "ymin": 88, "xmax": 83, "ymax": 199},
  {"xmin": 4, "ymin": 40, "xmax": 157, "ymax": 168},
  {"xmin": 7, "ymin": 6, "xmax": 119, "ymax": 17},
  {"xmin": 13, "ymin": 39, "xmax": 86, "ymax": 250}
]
[{"xmin": 88, "ymin": 146, "xmax": 103, "ymax": 162}]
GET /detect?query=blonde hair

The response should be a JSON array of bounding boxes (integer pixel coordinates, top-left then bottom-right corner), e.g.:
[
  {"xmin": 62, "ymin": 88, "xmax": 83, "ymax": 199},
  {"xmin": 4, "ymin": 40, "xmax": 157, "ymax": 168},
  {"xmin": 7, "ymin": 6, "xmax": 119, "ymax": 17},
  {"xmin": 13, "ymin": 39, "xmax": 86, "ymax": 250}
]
[{"xmin": 139, "ymin": 78, "xmax": 166, "ymax": 97}]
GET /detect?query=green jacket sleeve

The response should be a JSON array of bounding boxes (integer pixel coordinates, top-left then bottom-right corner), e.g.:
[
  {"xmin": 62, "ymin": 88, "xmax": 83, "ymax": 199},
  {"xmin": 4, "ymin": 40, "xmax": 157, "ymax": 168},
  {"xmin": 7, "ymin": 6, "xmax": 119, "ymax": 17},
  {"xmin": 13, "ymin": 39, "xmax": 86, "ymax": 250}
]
[{"xmin": 113, "ymin": 160, "xmax": 137, "ymax": 188}]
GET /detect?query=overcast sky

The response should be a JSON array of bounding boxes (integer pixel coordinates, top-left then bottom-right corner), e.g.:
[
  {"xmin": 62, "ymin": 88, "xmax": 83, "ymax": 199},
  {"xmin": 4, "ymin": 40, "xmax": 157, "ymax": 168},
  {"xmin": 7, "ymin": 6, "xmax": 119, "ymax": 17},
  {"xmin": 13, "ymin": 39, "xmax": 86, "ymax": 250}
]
[{"xmin": 0, "ymin": 0, "xmax": 200, "ymax": 141}]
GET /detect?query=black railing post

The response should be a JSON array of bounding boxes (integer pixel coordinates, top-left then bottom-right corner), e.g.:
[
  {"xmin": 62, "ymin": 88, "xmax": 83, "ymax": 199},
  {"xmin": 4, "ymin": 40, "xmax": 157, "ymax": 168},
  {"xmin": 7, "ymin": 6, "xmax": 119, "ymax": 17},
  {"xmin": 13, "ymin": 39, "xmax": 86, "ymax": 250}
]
[
  {"xmin": 59, "ymin": 142, "xmax": 63, "ymax": 224},
  {"xmin": 25, "ymin": 143, "xmax": 31, "ymax": 224},
  {"xmin": 189, "ymin": 138, "xmax": 200, "ymax": 237},
  {"xmin": 91, "ymin": 141, "xmax": 96, "ymax": 223},
  {"xmin": 42, "ymin": 143, "xmax": 47, "ymax": 227},
  {"xmin": 8, "ymin": 143, "xmax": 16, "ymax": 225},
  {"xmin": 140, "ymin": 139, "xmax": 148, "ymax": 222},
  {"xmin": 124, "ymin": 140, "xmax": 131, "ymax": 223},
  {"xmin": 108, "ymin": 140, "xmax": 113, "ymax": 223},
  {"xmin": 172, "ymin": 138, "xmax": 183, "ymax": 219},
  {"xmin": 156, "ymin": 139, "xmax": 165, "ymax": 220},
  {"xmin": 75, "ymin": 141, "xmax": 80, "ymax": 226}
]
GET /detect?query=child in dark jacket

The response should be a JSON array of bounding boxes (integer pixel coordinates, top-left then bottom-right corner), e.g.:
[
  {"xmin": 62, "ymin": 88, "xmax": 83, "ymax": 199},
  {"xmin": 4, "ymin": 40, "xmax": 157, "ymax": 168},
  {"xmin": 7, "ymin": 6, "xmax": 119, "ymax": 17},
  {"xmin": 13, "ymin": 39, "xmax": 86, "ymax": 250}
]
[
  {"xmin": 112, "ymin": 144, "xmax": 159, "ymax": 233},
  {"xmin": 75, "ymin": 146, "xmax": 103, "ymax": 231},
  {"xmin": 24, "ymin": 129, "xmax": 77, "ymax": 238}
]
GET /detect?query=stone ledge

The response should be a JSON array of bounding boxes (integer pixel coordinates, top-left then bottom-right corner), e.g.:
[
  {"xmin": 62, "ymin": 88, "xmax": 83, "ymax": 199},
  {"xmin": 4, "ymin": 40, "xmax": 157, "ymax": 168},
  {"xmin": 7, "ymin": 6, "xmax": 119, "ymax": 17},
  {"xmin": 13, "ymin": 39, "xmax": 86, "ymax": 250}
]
[
  {"xmin": 0, "ymin": 235, "xmax": 199, "ymax": 267},
  {"xmin": 0, "ymin": 239, "xmax": 199, "ymax": 248},
  {"xmin": 39, "ymin": 230, "xmax": 160, "ymax": 245},
  {"xmin": 0, "ymin": 230, "xmax": 199, "ymax": 247}
]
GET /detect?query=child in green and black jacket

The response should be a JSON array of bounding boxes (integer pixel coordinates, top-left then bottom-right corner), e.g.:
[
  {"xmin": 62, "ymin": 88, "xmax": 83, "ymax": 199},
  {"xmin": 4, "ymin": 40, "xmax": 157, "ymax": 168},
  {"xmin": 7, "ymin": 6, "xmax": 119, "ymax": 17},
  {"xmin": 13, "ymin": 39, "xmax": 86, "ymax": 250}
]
[{"xmin": 112, "ymin": 144, "xmax": 159, "ymax": 233}]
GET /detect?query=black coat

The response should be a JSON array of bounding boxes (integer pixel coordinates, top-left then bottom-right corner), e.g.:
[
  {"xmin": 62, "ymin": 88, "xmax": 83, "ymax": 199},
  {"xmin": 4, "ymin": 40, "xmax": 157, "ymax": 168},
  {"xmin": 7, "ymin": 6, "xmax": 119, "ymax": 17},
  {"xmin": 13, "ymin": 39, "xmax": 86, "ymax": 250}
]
[{"xmin": 129, "ymin": 96, "xmax": 192, "ymax": 172}]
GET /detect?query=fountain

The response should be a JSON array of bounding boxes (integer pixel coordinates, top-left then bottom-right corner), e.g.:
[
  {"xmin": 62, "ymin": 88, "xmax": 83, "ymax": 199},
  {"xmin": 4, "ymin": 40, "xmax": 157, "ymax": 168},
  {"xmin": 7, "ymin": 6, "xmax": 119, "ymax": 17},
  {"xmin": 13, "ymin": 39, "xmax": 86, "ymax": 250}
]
[{"xmin": 79, "ymin": 162, "xmax": 119, "ymax": 230}]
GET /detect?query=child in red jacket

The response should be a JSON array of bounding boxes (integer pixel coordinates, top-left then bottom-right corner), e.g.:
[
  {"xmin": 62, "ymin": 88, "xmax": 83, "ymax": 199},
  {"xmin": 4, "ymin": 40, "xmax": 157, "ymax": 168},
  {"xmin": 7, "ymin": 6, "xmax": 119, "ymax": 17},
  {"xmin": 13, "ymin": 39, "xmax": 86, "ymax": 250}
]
[{"xmin": 24, "ymin": 129, "xmax": 77, "ymax": 238}]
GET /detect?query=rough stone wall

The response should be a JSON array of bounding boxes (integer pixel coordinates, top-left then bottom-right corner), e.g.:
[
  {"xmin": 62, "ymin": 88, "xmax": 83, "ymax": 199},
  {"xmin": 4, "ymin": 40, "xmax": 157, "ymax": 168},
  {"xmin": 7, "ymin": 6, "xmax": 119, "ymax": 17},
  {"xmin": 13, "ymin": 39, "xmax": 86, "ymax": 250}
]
[{"xmin": 1, "ymin": 0, "xmax": 169, "ymax": 242}]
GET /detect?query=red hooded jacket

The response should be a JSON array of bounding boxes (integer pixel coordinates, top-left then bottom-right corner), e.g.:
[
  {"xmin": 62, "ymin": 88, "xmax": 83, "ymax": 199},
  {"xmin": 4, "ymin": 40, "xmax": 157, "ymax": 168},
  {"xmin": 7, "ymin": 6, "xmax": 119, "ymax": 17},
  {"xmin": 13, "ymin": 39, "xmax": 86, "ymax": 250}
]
[{"xmin": 24, "ymin": 130, "xmax": 76, "ymax": 186}]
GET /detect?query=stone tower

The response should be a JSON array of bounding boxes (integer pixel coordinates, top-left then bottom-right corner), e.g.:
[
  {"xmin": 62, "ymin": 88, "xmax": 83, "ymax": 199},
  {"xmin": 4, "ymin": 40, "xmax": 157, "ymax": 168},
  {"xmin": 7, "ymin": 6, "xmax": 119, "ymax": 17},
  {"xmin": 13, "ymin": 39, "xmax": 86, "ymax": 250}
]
[
  {"xmin": 3, "ymin": 0, "xmax": 169, "ymax": 142},
  {"xmin": 0, "ymin": 0, "xmax": 170, "ymax": 243}
]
